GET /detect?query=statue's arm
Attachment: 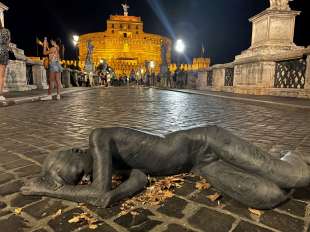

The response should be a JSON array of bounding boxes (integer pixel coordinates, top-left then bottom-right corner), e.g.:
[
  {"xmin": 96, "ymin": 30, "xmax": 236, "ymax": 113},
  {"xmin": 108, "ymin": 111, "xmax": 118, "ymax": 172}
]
[
  {"xmin": 21, "ymin": 177, "xmax": 104, "ymax": 206},
  {"xmin": 103, "ymin": 169, "xmax": 148, "ymax": 207},
  {"xmin": 88, "ymin": 128, "xmax": 113, "ymax": 192}
]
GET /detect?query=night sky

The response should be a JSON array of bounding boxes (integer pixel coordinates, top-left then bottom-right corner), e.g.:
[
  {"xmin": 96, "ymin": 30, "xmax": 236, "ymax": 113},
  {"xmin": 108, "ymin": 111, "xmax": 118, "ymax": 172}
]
[{"xmin": 2, "ymin": 0, "xmax": 309, "ymax": 64}]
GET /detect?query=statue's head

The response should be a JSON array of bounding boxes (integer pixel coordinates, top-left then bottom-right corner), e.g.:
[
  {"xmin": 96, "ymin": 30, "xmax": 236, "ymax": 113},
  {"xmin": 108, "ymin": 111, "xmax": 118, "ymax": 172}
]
[{"xmin": 41, "ymin": 148, "xmax": 93, "ymax": 189}]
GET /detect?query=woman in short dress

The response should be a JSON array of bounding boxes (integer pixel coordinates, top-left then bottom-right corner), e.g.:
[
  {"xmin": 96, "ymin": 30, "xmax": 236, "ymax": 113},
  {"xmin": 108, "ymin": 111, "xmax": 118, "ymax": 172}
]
[
  {"xmin": 41, "ymin": 38, "xmax": 63, "ymax": 100},
  {"xmin": 0, "ymin": 20, "xmax": 11, "ymax": 101}
]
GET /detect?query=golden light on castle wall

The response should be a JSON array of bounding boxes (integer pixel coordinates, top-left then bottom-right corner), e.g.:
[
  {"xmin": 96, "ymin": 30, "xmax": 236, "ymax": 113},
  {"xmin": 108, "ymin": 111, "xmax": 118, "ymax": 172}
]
[{"xmin": 78, "ymin": 14, "xmax": 172, "ymax": 76}]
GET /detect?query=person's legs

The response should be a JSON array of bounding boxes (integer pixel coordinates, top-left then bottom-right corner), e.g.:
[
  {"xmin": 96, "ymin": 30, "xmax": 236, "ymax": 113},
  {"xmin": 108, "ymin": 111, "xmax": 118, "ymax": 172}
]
[
  {"xmin": 0, "ymin": 64, "xmax": 6, "ymax": 99},
  {"xmin": 55, "ymin": 72, "xmax": 61, "ymax": 98},
  {"xmin": 42, "ymin": 72, "xmax": 55, "ymax": 100}
]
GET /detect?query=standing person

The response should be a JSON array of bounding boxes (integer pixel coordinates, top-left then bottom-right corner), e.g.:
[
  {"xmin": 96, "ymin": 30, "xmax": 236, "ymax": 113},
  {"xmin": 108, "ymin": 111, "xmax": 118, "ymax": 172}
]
[
  {"xmin": 41, "ymin": 37, "xmax": 63, "ymax": 100},
  {"xmin": 0, "ymin": 20, "xmax": 11, "ymax": 101}
]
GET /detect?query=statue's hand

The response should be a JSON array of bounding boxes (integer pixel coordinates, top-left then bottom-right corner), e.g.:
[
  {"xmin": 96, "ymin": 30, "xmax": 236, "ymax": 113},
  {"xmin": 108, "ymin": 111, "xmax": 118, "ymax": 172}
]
[{"xmin": 21, "ymin": 177, "xmax": 49, "ymax": 196}]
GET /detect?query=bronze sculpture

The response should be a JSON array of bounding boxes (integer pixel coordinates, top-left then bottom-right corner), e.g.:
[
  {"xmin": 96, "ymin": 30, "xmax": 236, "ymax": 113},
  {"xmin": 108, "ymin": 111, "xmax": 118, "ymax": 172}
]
[{"xmin": 21, "ymin": 126, "xmax": 310, "ymax": 209}]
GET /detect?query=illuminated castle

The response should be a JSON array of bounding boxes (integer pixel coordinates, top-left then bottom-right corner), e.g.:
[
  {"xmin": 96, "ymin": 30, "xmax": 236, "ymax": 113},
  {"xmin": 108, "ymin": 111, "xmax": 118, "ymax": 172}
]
[{"xmin": 78, "ymin": 4, "xmax": 172, "ymax": 75}]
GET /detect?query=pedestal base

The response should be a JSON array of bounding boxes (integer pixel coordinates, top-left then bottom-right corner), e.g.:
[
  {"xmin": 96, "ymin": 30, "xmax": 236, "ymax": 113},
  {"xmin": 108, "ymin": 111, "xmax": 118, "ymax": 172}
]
[{"xmin": 4, "ymin": 60, "xmax": 32, "ymax": 92}]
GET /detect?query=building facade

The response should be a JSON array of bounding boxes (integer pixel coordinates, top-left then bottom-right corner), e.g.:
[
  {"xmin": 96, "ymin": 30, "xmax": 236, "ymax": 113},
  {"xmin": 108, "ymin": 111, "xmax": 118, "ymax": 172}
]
[{"xmin": 79, "ymin": 11, "xmax": 172, "ymax": 76}]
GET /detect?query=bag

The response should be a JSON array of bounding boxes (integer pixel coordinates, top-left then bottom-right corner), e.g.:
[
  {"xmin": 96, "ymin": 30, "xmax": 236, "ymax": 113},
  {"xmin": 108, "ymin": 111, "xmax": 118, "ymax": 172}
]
[{"xmin": 9, "ymin": 50, "xmax": 16, "ymax": 60}]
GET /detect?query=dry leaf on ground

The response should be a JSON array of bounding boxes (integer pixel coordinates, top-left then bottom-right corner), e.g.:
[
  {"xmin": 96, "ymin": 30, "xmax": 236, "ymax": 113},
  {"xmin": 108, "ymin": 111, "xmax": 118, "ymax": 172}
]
[
  {"xmin": 52, "ymin": 209, "xmax": 62, "ymax": 219},
  {"xmin": 68, "ymin": 212, "xmax": 98, "ymax": 229},
  {"xmin": 248, "ymin": 208, "xmax": 263, "ymax": 217},
  {"xmin": 14, "ymin": 208, "xmax": 22, "ymax": 215},
  {"xmin": 120, "ymin": 173, "xmax": 188, "ymax": 215},
  {"xmin": 207, "ymin": 192, "xmax": 221, "ymax": 202},
  {"xmin": 195, "ymin": 179, "xmax": 210, "ymax": 190}
]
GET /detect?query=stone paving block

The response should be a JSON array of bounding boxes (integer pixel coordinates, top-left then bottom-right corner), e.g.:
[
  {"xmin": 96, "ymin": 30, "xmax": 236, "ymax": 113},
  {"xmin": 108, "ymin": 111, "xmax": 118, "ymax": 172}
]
[
  {"xmin": 0, "ymin": 215, "xmax": 30, "ymax": 232},
  {"xmin": 10, "ymin": 193, "xmax": 42, "ymax": 208},
  {"xmin": 0, "ymin": 152, "xmax": 20, "ymax": 164},
  {"xmin": 277, "ymin": 199, "xmax": 307, "ymax": 217},
  {"xmin": 48, "ymin": 208, "xmax": 87, "ymax": 232},
  {"xmin": 190, "ymin": 188, "xmax": 221, "ymax": 208},
  {"xmin": 79, "ymin": 222, "xmax": 118, "ymax": 232},
  {"xmin": 174, "ymin": 181, "xmax": 197, "ymax": 197},
  {"xmin": 2, "ymin": 159, "xmax": 34, "ymax": 170},
  {"xmin": 0, "ymin": 201, "xmax": 7, "ymax": 209},
  {"xmin": 0, "ymin": 180, "xmax": 23, "ymax": 196},
  {"xmin": 260, "ymin": 210, "xmax": 304, "ymax": 232},
  {"xmin": 85, "ymin": 203, "xmax": 121, "ymax": 219},
  {"xmin": 24, "ymin": 199, "xmax": 69, "ymax": 219},
  {"xmin": 293, "ymin": 186, "xmax": 310, "ymax": 202},
  {"xmin": 0, "ymin": 210, "xmax": 12, "ymax": 217},
  {"xmin": 163, "ymin": 224, "xmax": 196, "ymax": 232},
  {"xmin": 233, "ymin": 221, "xmax": 273, "ymax": 232},
  {"xmin": 114, "ymin": 208, "xmax": 161, "ymax": 231},
  {"xmin": 222, "ymin": 197, "xmax": 261, "ymax": 222},
  {"xmin": 157, "ymin": 196, "xmax": 188, "ymax": 218},
  {"xmin": 32, "ymin": 229, "xmax": 48, "ymax": 232},
  {"xmin": 14, "ymin": 164, "xmax": 41, "ymax": 177},
  {"xmin": 188, "ymin": 207, "xmax": 236, "ymax": 232},
  {"xmin": 0, "ymin": 173, "xmax": 14, "ymax": 185}
]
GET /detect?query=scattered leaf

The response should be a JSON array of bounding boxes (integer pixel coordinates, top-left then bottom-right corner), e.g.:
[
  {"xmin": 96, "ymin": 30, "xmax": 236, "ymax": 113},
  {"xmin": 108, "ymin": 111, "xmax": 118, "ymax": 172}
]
[
  {"xmin": 119, "ymin": 173, "xmax": 188, "ymax": 215},
  {"xmin": 249, "ymin": 208, "xmax": 263, "ymax": 217},
  {"xmin": 195, "ymin": 179, "xmax": 210, "ymax": 190},
  {"xmin": 88, "ymin": 224, "xmax": 98, "ymax": 230},
  {"xmin": 52, "ymin": 209, "xmax": 62, "ymax": 219},
  {"xmin": 14, "ymin": 208, "xmax": 22, "ymax": 215},
  {"xmin": 207, "ymin": 193, "xmax": 221, "ymax": 202},
  {"xmin": 130, "ymin": 211, "xmax": 139, "ymax": 216},
  {"xmin": 68, "ymin": 215, "xmax": 81, "ymax": 223}
]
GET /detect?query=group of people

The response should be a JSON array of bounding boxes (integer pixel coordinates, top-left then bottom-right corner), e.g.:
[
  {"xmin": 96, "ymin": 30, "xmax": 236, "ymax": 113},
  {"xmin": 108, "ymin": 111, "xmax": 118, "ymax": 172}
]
[{"xmin": 107, "ymin": 68, "xmax": 189, "ymax": 89}]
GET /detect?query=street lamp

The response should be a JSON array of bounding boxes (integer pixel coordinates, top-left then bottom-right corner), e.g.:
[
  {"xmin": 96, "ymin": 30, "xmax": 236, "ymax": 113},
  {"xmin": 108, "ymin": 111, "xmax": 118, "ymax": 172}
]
[{"xmin": 72, "ymin": 35, "xmax": 80, "ymax": 67}]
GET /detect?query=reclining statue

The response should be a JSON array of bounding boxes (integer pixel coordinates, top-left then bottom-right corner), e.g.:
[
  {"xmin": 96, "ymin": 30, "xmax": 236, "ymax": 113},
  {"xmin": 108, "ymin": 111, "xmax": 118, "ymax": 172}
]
[{"xmin": 21, "ymin": 126, "xmax": 310, "ymax": 209}]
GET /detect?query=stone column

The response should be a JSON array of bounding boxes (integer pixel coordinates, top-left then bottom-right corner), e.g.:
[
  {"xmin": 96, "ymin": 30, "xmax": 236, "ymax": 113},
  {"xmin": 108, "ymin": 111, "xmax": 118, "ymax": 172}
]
[
  {"xmin": 62, "ymin": 69, "xmax": 71, "ymax": 88},
  {"xmin": 212, "ymin": 67, "xmax": 225, "ymax": 91},
  {"xmin": 196, "ymin": 71, "xmax": 208, "ymax": 90},
  {"xmin": 305, "ymin": 55, "xmax": 310, "ymax": 90},
  {"xmin": 32, "ymin": 63, "xmax": 48, "ymax": 90}
]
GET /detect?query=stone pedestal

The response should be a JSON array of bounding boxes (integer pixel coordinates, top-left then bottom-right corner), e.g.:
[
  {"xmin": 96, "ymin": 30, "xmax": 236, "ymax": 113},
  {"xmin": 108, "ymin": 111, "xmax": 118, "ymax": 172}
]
[
  {"xmin": 236, "ymin": 9, "xmax": 302, "ymax": 60},
  {"xmin": 233, "ymin": 8, "xmax": 303, "ymax": 93},
  {"xmin": 4, "ymin": 60, "xmax": 31, "ymax": 92},
  {"xmin": 32, "ymin": 63, "xmax": 48, "ymax": 90}
]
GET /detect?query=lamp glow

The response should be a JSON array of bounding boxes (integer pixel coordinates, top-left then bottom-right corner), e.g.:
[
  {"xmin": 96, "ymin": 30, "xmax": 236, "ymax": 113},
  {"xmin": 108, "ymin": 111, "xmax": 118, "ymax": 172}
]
[
  {"xmin": 175, "ymin": 39, "xmax": 185, "ymax": 53},
  {"xmin": 149, "ymin": 61, "xmax": 155, "ymax": 69}
]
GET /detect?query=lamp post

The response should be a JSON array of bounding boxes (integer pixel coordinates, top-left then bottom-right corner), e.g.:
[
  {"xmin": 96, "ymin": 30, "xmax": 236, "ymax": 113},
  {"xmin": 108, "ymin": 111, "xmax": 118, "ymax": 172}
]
[{"xmin": 72, "ymin": 35, "xmax": 80, "ymax": 67}]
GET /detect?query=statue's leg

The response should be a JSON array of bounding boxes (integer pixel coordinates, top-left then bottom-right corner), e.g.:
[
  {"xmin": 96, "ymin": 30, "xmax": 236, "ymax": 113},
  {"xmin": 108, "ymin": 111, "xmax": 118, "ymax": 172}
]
[
  {"xmin": 206, "ymin": 126, "xmax": 310, "ymax": 188},
  {"xmin": 99, "ymin": 169, "xmax": 148, "ymax": 208},
  {"xmin": 196, "ymin": 160, "xmax": 291, "ymax": 209}
]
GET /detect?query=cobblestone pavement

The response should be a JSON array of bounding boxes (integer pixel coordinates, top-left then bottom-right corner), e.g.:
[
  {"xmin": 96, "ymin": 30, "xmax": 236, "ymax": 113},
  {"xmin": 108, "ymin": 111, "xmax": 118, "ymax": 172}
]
[{"xmin": 0, "ymin": 87, "xmax": 310, "ymax": 232}]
